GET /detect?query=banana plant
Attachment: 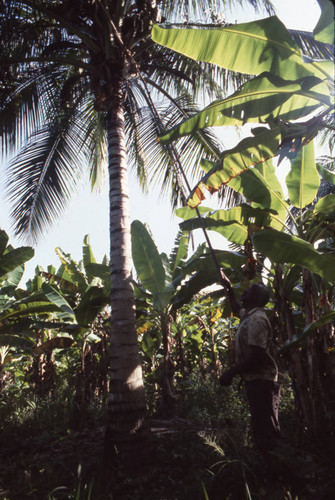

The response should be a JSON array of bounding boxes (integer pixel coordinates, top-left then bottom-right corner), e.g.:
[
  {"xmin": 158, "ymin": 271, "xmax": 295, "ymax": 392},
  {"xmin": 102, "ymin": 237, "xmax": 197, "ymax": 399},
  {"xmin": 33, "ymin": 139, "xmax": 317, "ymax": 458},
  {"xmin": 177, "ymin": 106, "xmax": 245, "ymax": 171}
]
[
  {"xmin": 152, "ymin": 1, "xmax": 333, "ymax": 210},
  {"xmin": 0, "ymin": 235, "xmax": 110, "ymax": 400},
  {"xmin": 0, "ymin": 229, "xmax": 34, "ymax": 303},
  {"xmin": 151, "ymin": 0, "xmax": 335, "ymax": 301},
  {"xmin": 33, "ymin": 236, "xmax": 110, "ymax": 403},
  {"xmin": 131, "ymin": 220, "xmax": 245, "ymax": 414},
  {"xmin": 153, "ymin": 1, "xmax": 334, "ymax": 435}
]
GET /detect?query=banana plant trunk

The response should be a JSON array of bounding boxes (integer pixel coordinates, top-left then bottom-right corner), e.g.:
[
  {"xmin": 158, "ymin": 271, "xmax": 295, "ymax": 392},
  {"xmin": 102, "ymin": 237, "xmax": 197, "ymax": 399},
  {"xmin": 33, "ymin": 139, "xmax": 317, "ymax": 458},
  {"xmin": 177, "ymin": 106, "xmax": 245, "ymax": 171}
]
[
  {"xmin": 275, "ymin": 266, "xmax": 335, "ymax": 439},
  {"xmin": 274, "ymin": 267, "xmax": 312, "ymax": 428},
  {"xmin": 104, "ymin": 80, "xmax": 152, "ymax": 473},
  {"xmin": 160, "ymin": 313, "xmax": 176, "ymax": 417},
  {"xmin": 301, "ymin": 269, "xmax": 333, "ymax": 437}
]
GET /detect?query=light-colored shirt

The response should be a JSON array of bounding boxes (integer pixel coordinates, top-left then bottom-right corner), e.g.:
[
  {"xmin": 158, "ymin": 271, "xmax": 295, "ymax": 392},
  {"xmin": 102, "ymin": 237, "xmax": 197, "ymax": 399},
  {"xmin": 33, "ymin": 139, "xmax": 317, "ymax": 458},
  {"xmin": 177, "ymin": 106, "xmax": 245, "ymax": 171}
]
[{"xmin": 235, "ymin": 307, "xmax": 278, "ymax": 382}]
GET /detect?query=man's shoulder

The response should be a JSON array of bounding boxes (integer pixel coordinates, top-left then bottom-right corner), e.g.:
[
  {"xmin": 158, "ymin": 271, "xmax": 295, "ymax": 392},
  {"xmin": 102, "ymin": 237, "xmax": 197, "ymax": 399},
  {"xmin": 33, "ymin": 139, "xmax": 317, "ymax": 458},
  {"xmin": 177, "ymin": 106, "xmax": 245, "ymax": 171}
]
[{"xmin": 248, "ymin": 307, "xmax": 270, "ymax": 323}]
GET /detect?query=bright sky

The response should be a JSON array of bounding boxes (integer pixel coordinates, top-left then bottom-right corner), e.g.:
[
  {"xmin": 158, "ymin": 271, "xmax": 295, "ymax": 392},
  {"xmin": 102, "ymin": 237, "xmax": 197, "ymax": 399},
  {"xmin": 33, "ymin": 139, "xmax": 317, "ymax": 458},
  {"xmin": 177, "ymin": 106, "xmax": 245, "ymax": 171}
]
[{"xmin": 0, "ymin": 0, "xmax": 324, "ymax": 281}]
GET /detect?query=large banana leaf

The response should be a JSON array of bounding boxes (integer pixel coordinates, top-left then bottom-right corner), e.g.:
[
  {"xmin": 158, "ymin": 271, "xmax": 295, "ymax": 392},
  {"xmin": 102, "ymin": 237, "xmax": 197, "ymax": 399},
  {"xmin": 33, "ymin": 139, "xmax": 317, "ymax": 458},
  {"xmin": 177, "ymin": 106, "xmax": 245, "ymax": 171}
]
[
  {"xmin": 172, "ymin": 270, "xmax": 219, "ymax": 311},
  {"xmin": 152, "ymin": 17, "xmax": 327, "ymax": 80},
  {"xmin": 0, "ymin": 247, "xmax": 34, "ymax": 279},
  {"xmin": 252, "ymin": 229, "xmax": 335, "ymax": 283},
  {"xmin": 0, "ymin": 335, "xmax": 34, "ymax": 349},
  {"xmin": 286, "ymin": 141, "xmax": 320, "ymax": 209},
  {"xmin": 82, "ymin": 234, "xmax": 97, "ymax": 282},
  {"xmin": 178, "ymin": 205, "xmax": 273, "ymax": 245},
  {"xmin": 314, "ymin": 193, "xmax": 335, "ymax": 219},
  {"xmin": 0, "ymin": 302, "xmax": 59, "ymax": 322},
  {"xmin": 314, "ymin": 0, "xmax": 335, "ymax": 44},
  {"xmin": 170, "ymin": 231, "xmax": 189, "ymax": 278},
  {"xmin": 186, "ymin": 127, "xmax": 281, "ymax": 207},
  {"xmin": 0, "ymin": 230, "xmax": 9, "ymax": 256},
  {"xmin": 131, "ymin": 220, "xmax": 166, "ymax": 295},
  {"xmin": 175, "ymin": 206, "xmax": 215, "ymax": 220},
  {"xmin": 85, "ymin": 262, "xmax": 110, "ymax": 282},
  {"xmin": 55, "ymin": 247, "xmax": 88, "ymax": 293},
  {"xmin": 227, "ymin": 161, "xmax": 288, "ymax": 229},
  {"xmin": 0, "ymin": 319, "xmax": 33, "ymax": 336},
  {"xmin": 158, "ymin": 74, "xmax": 329, "ymax": 144},
  {"xmin": 33, "ymin": 336, "xmax": 74, "ymax": 355},
  {"xmin": 75, "ymin": 286, "xmax": 109, "ymax": 326},
  {"xmin": 0, "ymin": 264, "xmax": 25, "ymax": 297},
  {"xmin": 42, "ymin": 283, "xmax": 76, "ymax": 321},
  {"xmin": 182, "ymin": 249, "xmax": 245, "ymax": 275},
  {"xmin": 281, "ymin": 310, "xmax": 335, "ymax": 352}
]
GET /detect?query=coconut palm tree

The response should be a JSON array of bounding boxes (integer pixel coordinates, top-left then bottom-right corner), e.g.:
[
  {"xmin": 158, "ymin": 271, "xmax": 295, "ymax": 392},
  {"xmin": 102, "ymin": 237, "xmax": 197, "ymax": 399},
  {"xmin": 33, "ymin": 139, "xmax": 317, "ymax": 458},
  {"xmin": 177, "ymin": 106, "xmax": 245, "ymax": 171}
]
[{"xmin": 0, "ymin": 0, "xmax": 275, "ymax": 471}]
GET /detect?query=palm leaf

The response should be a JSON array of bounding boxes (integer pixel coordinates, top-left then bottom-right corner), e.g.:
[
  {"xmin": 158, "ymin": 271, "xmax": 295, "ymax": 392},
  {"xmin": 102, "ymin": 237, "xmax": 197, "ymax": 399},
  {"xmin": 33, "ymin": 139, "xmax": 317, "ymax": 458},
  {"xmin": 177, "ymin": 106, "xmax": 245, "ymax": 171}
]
[
  {"xmin": 289, "ymin": 30, "xmax": 334, "ymax": 61},
  {"xmin": 6, "ymin": 109, "xmax": 88, "ymax": 242},
  {"xmin": 160, "ymin": 0, "xmax": 275, "ymax": 23}
]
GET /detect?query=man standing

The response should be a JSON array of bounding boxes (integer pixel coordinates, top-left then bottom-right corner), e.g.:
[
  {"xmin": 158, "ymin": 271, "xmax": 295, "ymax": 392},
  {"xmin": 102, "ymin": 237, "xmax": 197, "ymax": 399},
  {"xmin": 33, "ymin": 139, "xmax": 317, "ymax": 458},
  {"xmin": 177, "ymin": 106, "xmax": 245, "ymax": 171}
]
[{"xmin": 219, "ymin": 275, "xmax": 283, "ymax": 455}]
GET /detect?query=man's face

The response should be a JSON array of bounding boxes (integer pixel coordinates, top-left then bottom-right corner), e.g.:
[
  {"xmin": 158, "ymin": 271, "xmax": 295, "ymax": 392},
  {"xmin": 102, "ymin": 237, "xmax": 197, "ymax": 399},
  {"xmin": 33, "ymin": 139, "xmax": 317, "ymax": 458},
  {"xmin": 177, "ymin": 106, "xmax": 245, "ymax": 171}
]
[{"xmin": 241, "ymin": 287, "xmax": 253, "ymax": 307}]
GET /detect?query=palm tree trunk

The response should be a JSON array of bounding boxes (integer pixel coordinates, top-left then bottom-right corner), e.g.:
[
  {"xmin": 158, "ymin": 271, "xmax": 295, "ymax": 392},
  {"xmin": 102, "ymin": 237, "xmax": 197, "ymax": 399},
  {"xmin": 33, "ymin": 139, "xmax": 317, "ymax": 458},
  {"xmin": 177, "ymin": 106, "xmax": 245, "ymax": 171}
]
[{"xmin": 104, "ymin": 81, "xmax": 152, "ymax": 473}]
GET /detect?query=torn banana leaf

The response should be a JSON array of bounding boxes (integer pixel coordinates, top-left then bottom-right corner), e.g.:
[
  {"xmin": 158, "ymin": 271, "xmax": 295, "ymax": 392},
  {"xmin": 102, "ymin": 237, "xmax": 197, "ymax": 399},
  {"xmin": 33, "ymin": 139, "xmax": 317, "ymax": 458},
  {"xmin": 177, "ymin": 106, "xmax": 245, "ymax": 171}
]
[
  {"xmin": 158, "ymin": 73, "xmax": 329, "ymax": 144},
  {"xmin": 186, "ymin": 127, "xmax": 281, "ymax": 207}
]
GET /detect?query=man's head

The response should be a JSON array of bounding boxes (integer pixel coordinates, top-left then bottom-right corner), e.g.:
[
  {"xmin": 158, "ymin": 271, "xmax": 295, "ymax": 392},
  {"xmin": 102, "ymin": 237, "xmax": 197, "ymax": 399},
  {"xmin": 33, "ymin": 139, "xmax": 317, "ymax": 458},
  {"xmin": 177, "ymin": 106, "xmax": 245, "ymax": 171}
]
[{"xmin": 241, "ymin": 283, "xmax": 270, "ymax": 309}]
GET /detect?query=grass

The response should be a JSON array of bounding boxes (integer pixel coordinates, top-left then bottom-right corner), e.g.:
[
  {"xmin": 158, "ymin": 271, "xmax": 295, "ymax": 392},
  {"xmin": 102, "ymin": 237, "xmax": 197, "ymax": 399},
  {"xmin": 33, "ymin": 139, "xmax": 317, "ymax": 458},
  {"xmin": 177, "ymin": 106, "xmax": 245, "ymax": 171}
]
[{"xmin": 0, "ymin": 374, "xmax": 334, "ymax": 499}]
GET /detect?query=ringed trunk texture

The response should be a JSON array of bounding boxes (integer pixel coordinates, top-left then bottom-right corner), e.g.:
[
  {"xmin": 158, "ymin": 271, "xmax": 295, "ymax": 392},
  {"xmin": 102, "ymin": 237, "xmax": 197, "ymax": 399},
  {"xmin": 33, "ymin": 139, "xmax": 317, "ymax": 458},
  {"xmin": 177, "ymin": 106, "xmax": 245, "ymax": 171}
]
[{"xmin": 104, "ymin": 92, "xmax": 152, "ymax": 473}]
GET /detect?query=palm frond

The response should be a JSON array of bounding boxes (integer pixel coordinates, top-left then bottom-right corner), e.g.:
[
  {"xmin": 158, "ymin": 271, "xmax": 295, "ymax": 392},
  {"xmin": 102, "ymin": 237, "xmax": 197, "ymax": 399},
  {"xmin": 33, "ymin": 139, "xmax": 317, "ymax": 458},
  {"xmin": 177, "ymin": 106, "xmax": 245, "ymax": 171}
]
[
  {"xmin": 6, "ymin": 112, "xmax": 87, "ymax": 243},
  {"xmin": 125, "ymin": 81, "xmax": 228, "ymax": 207},
  {"xmin": 141, "ymin": 41, "xmax": 248, "ymax": 102},
  {"xmin": 160, "ymin": 0, "xmax": 275, "ymax": 23},
  {"xmin": 289, "ymin": 29, "xmax": 334, "ymax": 62},
  {"xmin": 76, "ymin": 98, "xmax": 108, "ymax": 191},
  {"xmin": 0, "ymin": 79, "xmax": 41, "ymax": 157},
  {"xmin": 124, "ymin": 86, "xmax": 150, "ymax": 191}
]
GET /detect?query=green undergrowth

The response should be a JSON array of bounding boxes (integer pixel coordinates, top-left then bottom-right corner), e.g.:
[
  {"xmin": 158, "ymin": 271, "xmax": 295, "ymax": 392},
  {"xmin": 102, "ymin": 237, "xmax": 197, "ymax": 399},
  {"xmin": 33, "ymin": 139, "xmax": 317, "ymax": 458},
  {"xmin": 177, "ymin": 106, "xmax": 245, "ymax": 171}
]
[{"xmin": 0, "ymin": 375, "xmax": 334, "ymax": 499}]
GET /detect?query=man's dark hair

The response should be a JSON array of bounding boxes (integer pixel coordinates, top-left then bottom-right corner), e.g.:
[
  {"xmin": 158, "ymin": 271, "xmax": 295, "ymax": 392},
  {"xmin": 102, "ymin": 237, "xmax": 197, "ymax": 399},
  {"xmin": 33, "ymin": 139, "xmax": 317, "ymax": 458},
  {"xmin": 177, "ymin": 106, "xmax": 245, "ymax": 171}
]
[{"xmin": 250, "ymin": 283, "xmax": 270, "ymax": 307}]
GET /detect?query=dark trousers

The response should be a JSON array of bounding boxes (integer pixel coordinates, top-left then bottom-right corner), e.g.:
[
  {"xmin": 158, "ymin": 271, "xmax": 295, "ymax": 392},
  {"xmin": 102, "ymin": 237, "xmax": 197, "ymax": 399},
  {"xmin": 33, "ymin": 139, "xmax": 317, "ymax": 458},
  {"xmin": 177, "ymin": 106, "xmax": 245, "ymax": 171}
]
[{"xmin": 245, "ymin": 379, "xmax": 283, "ymax": 453}]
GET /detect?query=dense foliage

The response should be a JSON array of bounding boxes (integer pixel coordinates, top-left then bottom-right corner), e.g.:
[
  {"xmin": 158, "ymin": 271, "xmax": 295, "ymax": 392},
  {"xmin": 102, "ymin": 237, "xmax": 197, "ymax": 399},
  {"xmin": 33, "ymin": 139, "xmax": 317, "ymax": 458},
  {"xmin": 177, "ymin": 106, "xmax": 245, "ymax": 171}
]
[{"xmin": 0, "ymin": 0, "xmax": 334, "ymax": 498}]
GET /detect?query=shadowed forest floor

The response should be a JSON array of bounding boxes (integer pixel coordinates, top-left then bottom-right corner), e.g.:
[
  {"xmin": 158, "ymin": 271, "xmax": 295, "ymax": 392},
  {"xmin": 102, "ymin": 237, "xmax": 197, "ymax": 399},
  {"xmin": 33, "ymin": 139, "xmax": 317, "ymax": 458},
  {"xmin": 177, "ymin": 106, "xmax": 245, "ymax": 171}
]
[{"xmin": 1, "ymin": 378, "xmax": 334, "ymax": 499}]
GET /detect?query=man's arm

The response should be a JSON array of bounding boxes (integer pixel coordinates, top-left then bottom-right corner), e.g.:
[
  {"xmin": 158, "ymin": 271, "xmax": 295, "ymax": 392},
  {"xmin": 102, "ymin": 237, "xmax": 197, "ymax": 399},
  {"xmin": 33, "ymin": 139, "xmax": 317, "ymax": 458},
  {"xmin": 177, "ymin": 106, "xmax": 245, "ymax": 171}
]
[
  {"xmin": 220, "ymin": 269, "xmax": 241, "ymax": 318},
  {"xmin": 219, "ymin": 345, "xmax": 265, "ymax": 386}
]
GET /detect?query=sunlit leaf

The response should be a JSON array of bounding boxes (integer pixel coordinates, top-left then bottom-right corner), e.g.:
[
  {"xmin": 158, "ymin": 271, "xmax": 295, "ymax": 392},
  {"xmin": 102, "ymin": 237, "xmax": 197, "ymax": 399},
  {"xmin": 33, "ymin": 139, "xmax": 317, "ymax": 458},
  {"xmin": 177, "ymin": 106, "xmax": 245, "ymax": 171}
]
[
  {"xmin": 82, "ymin": 234, "xmax": 96, "ymax": 282},
  {"xmin": 42, "ymin": 283, "xmax": 76, "ymax": 320},
  {"xmin": 178, "ymin": 205, "xmax": 272, "ymax": 245},
  {"xmin": 0, "ymin": 247, "xmax": 34, "ymax": 279},
  {"xmin": 253, "ymin": 229, "xmax": 335, "ymax": 283},
  {"xmin": 0, "ymin": 301, "xmax": 59, "ymax": 322},
  {"xmin": 85, "ymin": 263, "xmax": 110, "ymax": 282},
  {"xmin": 158, "ymin": 74, "xmax": 328, "ymax": 144},
  {"xmin": 227, "ymin": 161, "xmax": 288, "ymax": 229},
  {"xmin": 186, "ymin": 128, "xmax": 281, "ymax": 207},
  {"xmin": 286, "ymin": 141, "xmax": 320, "ymax": 209},
  {"xmin": 76, "ymin": 286, "xmax": 109, "ymax": 326},
  {"xmin": 131, "ymin": 220, "xmax": 166, "ymax": 294},
  {"xmin": 314, "ymin": 0, "xmax": 335, "ymax": 44},
  {"xmin": 152, "ymin": 17, "xmax": 322, "ymax": 79}
]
